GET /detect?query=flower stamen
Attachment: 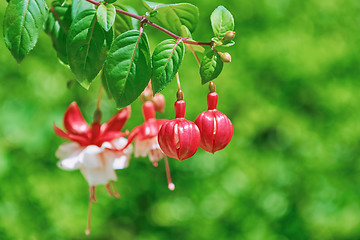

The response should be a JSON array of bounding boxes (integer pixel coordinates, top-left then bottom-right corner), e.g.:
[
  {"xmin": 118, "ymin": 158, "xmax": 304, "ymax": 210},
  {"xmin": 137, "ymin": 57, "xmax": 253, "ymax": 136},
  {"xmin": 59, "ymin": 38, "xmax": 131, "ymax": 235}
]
[
  {"xmin": 86, "ymin": 186, "xmax": 96, "ymax": 236},
  {"xmin": 105, "ymin": 184, "xmax": 114, "ymax": 197},
  {"xmin": 110, "ymin": 181, "xmax": 121, "ymax": 198},
  {"xmin": 164, "ymin": 156, "xmax": 175, "ymax": 191}
]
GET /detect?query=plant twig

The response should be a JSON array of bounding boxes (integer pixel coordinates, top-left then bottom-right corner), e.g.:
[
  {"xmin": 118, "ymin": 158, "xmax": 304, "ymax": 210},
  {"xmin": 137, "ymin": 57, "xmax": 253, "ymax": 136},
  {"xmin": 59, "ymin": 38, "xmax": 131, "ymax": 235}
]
[
  {"xmin": 85, "ymin": 0, "xmax": 212, "ymax": 46},
  {"xmin": 186, "ymin": 44, "xmax": 201, "ymax": 67}
]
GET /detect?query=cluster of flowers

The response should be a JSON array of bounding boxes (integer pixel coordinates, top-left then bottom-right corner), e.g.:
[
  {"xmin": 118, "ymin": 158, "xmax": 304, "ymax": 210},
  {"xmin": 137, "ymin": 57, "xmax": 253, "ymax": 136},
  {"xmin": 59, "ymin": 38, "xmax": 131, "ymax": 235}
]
[{"xmin": 54, "ymin": 84, "xmax": 233, "ymax": 234}]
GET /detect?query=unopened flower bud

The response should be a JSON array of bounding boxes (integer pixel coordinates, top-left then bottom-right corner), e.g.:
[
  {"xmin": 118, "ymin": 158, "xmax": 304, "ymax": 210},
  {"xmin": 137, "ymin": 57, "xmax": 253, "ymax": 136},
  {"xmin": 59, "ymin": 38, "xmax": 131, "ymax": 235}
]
[
  {"xmin": 223, "ymin": 31, "xmax": 235, "ymax": 41},
  {"xmin": 219, "ymin": 52, "xmax": 231, "ymax": 63}
]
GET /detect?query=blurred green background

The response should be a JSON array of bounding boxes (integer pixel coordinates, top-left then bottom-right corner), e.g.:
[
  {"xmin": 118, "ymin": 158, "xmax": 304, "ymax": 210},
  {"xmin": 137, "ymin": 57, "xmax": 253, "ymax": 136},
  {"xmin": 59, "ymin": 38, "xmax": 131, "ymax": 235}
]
[{"xmin": 1, "ymin": 0, "xmax": 360, "ymax": 239}]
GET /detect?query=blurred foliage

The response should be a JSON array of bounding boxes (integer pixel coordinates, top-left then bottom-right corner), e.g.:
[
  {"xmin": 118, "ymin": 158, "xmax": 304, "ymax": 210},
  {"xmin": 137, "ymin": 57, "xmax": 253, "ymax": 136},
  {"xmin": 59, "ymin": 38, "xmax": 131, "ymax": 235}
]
[{"xmin": 1, "ymin": 0, "xmax": 360, "ymax": 239}]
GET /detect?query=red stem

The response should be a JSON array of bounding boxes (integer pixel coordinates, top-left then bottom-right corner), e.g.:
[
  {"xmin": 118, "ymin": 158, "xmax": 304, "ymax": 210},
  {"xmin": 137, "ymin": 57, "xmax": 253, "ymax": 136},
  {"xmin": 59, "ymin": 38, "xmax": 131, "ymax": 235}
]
[{"xmin": 85, "ymin": 0, "xmax": 212, "ymax": 46}]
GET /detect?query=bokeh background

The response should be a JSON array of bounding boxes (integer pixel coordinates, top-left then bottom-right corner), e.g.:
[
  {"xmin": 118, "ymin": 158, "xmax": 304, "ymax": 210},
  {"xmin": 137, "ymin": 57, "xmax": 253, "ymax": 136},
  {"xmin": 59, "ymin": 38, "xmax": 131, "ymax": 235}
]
[{"xmin": 1, "ymin": 0, "xmax": 360, "ymax": 239}]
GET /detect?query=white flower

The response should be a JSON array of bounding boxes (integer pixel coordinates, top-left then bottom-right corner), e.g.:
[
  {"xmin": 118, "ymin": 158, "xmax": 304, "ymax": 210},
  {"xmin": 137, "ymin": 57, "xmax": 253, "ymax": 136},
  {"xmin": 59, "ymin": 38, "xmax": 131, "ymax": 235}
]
[
  {"xmin": 134, "ymin": 136, "xmax": 165, "ymax": 164},
  {"xmin": 56, "ymin": 137, "xmax": 132, "ymax": 186}
]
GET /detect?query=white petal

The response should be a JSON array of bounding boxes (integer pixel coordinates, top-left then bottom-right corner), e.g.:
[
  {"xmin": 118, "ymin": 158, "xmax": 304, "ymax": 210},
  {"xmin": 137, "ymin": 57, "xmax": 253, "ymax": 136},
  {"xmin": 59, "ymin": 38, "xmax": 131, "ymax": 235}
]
[
  {"xmin": 57, "ymin": 156, "xmax": 81, "ymax": 170},
  {"xmin": 79, "ymin": 145, "xmax": 103, "ymax": 168},
  {"xmin": 149, "ymin": 148, "xmax": 165, "ymax": 162},
  {"xmin": 56, "ymin": 142, "xmax": 84, "ymax": 170},
  {"xmin": 80, "ymin": 164, "xmax": 117, "ymax": 186},
  {"xmin": 113, "ymin": 155, "xmax": 130, "ymax": 169},
  {"xmin": 111, "ymin": 137, "xmax": 128, "ymax": 148},
  {"xmin": 55, "ymin": 142, "xmax": 83, "ymax": 159},
  {"xmin": 101, "ymin": 141, "xmax": 112, "ymax": 149},
  {"xmin": 134, "ymin": 138, "xmax": 152, "ymax": 157}
]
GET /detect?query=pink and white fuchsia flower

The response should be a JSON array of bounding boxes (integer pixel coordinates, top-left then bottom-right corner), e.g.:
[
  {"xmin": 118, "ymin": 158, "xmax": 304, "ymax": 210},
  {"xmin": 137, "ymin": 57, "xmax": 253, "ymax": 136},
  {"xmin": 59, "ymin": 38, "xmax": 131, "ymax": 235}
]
[
  {"xmin": 53, "ymin": 102, "xmax": 132, "ymax": 235},
  {"xmin": 125, "ymin": 101, "xmax": 175, "ymax": 191}
]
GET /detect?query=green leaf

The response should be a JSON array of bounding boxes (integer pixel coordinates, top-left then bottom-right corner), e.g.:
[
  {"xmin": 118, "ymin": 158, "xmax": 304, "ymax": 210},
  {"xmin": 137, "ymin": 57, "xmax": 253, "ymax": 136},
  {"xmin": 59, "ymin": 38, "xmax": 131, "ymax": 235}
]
[
  {"xmin": 200, "ymin": 50, "xmax": 223, "ymax": 84},
  {"xmin": 143, "ymin": 1, "xmax": 199, "ymax": 36},
  {"xmin": 126, "ymin": 5, "xmax": 139, "ymax": 30},
  {"xmin": 67, "ymin": 9, "xmax": 112, "ymax": 88},
  {"xmin": 113, "ymin": 4, "xmax": 133, "ymax": 37},
  {"xmin": 72, "ymin": 0, "xmax": 93, "ymax": 19},
  {"xmin": 180, "ymin": 25, "xmax": 191, "ymax": 38},
  {"xmin": 101, "ymin": 71, "xmax": 112, "ymax": 99},
  {"xmin": 3, "ymin": 0, "xmax": 48, "ymax": 63},
  {"xmin": 210, "ymin": 6, "xmax": 234, "ymax": 39},
  {"xmin": 104, "ymin": 30, "xmax": 151, "ymax": 108},
  {"xmin": 96, "ymin": 4, "xmax": 116, "ymax": 32},
  {"xmin": 151, "ymin": 39, "xmax": 185, "ymax": 93},
  {"xmin": 44, "ymin": 3, "xmax": 72, "ymax": 64}
]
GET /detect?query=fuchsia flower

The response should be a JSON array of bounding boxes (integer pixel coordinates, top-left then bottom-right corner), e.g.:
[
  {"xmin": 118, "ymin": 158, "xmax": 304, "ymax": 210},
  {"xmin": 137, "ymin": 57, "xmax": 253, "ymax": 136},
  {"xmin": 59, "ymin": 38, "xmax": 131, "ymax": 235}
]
[
  {"xmin": 125, "ymin": 101, "xmax": 175, "ymax": 190},
  {"xmin": 53, "ymin": 102, "xmax": 132, "ymax": 235},
  {"xmin": 195, "ymin": 92, "xmax": 233, "ymax": 153},
  {"xmin": 158, "ymin": 100, "xmax": 201, "ymax": 161}
]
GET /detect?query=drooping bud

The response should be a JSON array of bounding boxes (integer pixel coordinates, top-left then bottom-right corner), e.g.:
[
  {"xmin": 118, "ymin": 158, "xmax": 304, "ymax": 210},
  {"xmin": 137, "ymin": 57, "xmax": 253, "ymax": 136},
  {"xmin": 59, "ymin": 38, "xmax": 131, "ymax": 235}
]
[
  {"xmin": 223, "ymin": 31, "xmax": 235, "ymax": 41},
  {"xmin": 158, "ymin": 100, "xmax": 200, "ymax": 161},
  {"xmin": 152, "ymin": 93, "xmax": 165, "ymax": 112},
  {"xmin": 218, "ymin": 52, "xmax": 232, "ymax": 63},
  {"xmin": 195, "ymin": 92, "xmax": 233, "ymax": 153}
]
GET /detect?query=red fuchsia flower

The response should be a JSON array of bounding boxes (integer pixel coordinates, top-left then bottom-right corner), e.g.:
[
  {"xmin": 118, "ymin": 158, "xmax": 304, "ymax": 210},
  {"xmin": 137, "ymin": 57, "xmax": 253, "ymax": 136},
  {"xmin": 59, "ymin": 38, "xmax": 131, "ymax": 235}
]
[
  {"xmin": 195, "ymin": 92, "xmax": 233, "ymax": 153},
  {"xmin": 53, "ymin": 102, "xmax": 132, "ymax": 235},
  {"xmin": 125, "ymin": 101, "xmax": 175, "ymax": 190},
  {"xmin": 158, "ymin": 99, "xmax": 201, "ymax": 161}
]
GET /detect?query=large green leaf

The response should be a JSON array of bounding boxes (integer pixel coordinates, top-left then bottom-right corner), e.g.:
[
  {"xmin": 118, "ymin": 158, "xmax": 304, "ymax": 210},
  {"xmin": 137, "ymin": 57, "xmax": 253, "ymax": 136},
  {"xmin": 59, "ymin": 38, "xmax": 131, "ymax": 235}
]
[
  {"xmin": 3, "ymin": 0, "xmax": 48, "ymax": 63},
  {"xmin": 71, "ymin": 0, "xmax": 93, "ymax": 19},
  {"xmin": 200, "ymin": 50, "xmax": 223, "ymax": 84},
  {"xmin": 67, "ymin": 9, "xmax": 112, "ymax": 88},
  {"xmin": 44, "ymin": 3, "xmax": 72, "ymax": 64},
  {"xmin": 96, "ymin": 4, "xmax": 116, "ymax": 32},
  {"xmin": 143, "ymin": 1, "xmax": 199, "ymax": 36},
  {"xmin": 104, "ymin": 30, "xmax": 151, "ymax": 108},
  {"xmin": 151, "ymin": 39, "xmax": 185, "ymax": 93},
  {"xmin": 113, "ymin": 4, "xmax": 133, "ymax": 37},
  {"xmin": 210, "ymin": 6, "xmax": 234, "ymax": 39}
]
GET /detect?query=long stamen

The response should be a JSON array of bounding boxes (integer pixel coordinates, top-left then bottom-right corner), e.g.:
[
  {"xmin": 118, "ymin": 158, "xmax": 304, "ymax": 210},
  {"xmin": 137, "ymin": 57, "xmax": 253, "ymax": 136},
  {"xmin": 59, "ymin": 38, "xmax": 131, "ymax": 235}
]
[
  {"xmin": 86, "ymin": 186, "xmax": 96, "ymax": 235},
  {"xmin": 105, "ymin": 184, "xmax": 113, "ymax": 197},
  {"xmin": 110, "ymin": 181, "xmax": 121, "ymax": 198},
  {"xmin": 90, "ymin": 185, "xmax": 97, "ymax": 202},
  {"xmin": 164, "ymin": 156, "xmax": 175, "ymax": 191}
]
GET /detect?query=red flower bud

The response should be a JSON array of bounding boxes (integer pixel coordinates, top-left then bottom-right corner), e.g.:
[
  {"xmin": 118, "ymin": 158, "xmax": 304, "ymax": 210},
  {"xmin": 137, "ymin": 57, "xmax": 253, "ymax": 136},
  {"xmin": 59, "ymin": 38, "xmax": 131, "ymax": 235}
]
[
  {"xmin": 195, "ymin": 92, "xmax": 233, "ymax": 153},
  {"xmin": 158, "ymin": 100, "xmax": 200, "ymax": 161}
]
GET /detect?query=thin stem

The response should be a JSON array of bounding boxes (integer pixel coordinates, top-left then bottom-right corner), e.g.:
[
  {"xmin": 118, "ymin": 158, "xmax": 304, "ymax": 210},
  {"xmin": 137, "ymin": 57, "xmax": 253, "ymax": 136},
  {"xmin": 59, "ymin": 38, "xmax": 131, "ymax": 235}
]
[
  {"xmin": 176, "ymin": 72, "xmax": 181, "ymax": 90},
  {"xmin": 85, "ymin": 0, "xmax": 212, "ymax": 46},
  {"xmin": 50, "ymin": 6, "xmax": 69, "ymax": 34},
  {"xmin": 187, "ymin": 44, "xmax": 201, "ymax": 67},
  {"xmin": 96, "ymin": 84, "xmax": 103, "ymax": 110},
  {"xmin": 164, "ymin": 156, "xmax": 175, "ymax": 191}
]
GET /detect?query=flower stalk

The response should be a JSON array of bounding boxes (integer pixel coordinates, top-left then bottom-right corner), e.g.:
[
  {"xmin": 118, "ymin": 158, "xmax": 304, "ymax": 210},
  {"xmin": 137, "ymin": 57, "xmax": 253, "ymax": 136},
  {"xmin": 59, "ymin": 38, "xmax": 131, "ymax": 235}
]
[{"xmin": 85, "ymin": 0, "xmax": 212, "ymax": 46}]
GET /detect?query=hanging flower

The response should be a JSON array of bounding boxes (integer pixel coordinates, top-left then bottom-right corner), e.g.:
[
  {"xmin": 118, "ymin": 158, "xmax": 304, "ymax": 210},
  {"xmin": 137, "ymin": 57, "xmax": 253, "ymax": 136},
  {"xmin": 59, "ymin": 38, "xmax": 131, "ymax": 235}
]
[
  {"xmin": 158, "ymin": 99, "xmax": 201, "ymax": 161},
  {"xmin": 53, "ymin": 102, "xmax": 132, "ymax": 235},
  {"xmin": 195, "ymin": 91, "xmax": 233, "ymax": 153},
  {"xmin": 125, "ymin": 101, "xmax": 175, "ymax": 190}
]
